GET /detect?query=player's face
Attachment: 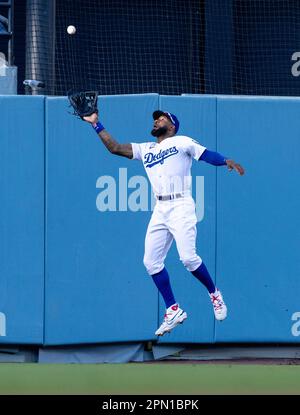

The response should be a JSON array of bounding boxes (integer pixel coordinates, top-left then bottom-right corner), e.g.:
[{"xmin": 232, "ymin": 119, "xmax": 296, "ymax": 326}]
[{"xmin": 151, "ymin": 116, "xmax": 173, "ymax": 137}]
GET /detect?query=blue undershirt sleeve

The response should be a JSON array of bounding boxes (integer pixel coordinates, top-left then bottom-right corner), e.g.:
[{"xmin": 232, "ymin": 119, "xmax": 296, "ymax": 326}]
[{"xmin": 199, "ymin": 149, "xmax": 227, "ymax": 166}]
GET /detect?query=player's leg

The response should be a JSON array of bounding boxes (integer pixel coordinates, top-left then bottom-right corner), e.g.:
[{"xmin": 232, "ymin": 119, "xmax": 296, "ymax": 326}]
[
  {"xmin": 143, "ymin": 211, "xmax": 175, "ymax": 307},
  {"xmin": 143, "ymin": 207, "xmax": 187, "ymax": 335},
  {"xmin": 168, "ymin": 197, "xmax": 227, "ymax": 321}
]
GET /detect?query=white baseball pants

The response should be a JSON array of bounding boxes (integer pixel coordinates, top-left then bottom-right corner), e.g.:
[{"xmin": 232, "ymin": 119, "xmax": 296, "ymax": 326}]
[{"xmin": 143, "ymin": 196, "xmax": 202, "ymax": 275}]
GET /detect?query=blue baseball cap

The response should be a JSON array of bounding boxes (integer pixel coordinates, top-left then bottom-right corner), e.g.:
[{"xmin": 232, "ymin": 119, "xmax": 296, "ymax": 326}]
[{"xmin": 153, "ymin": 110, "xmax": 180, "ymax": 134}]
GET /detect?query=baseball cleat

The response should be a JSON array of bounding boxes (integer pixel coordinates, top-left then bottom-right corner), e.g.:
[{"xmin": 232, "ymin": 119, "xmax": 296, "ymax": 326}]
[
  {"xmin": 209, "ymin": 289, "xmax": 227, "ymax": 321},
  {"xmin": 155, "ymin": 304, "xmax": 187, "ymax": 336}
]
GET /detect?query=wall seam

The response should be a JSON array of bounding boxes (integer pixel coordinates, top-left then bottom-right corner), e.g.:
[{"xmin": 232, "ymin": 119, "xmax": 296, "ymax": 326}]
[{"xmin": 214, "ymin": 96, "xmax": 218, "ymax": 343}]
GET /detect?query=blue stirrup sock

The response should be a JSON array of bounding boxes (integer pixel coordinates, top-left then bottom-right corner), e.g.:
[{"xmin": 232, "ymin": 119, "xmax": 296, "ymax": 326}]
[
  {"xmin": 151, "ymin": 267, "xmax": 176, "ymax": 309},
  {"xmin": 191, "ymin": 262, "xmax": 216, "ymax": 294}
]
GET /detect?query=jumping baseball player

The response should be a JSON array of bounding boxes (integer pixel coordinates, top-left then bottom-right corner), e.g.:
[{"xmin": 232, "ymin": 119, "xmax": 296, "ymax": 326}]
[{"xmin": 83, "ymin": 110, "xmax": 245, "ymax": 336}]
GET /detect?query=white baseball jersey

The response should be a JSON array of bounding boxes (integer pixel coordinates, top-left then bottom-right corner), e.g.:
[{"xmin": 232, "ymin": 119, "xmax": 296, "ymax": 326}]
[{"xmin": 131, "ymin": 135, "xmax": 206, "ymax": 196}]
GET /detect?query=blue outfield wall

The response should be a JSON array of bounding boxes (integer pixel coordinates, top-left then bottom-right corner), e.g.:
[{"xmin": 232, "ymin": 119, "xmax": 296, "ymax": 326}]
[
  {"xmin": 0, "ymin": 94, "xmax": 300, "ymax": 345},
  {"xmin": 215, "ymin": 97, "xmax": 300, "ymax": 342},
  {"xmin": 0, "ymin": 97, "xmax": 44, "ymax": 344}
]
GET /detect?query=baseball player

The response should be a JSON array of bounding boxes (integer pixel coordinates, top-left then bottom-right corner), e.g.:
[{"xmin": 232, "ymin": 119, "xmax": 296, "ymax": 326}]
[{"xmin": 83, "ymin": 110, "xmax": 245, "ymax": 336}]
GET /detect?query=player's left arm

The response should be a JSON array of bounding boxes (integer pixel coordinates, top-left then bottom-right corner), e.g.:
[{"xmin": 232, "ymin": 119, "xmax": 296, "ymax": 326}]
[{"xmin": 199, "ymin": 149, "xmax": 245, "ymax": 176}]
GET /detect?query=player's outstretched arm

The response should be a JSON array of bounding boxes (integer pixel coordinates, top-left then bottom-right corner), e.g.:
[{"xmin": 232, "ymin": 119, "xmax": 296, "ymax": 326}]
[
  {"xmin": 199, "ymin": 149, "xmax": 245, "ymax": 176},
  {"xmin": 83, "ymin": 113, "xmax": 133, "ymax": 159}
]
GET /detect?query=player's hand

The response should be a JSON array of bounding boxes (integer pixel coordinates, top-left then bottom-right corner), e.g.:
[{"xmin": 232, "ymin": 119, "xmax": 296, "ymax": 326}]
[
  {"xmin": 83, "ymin": 113, "xmax": 98, "ymax": 124},
  {"xmin": 226, "ymin": 159, "xmax": 245, "ymax": 176}
]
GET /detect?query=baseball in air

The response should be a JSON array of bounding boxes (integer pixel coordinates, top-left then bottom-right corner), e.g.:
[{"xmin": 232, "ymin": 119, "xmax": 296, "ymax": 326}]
[{"xmin": 67, "ymin": 25, "xmax": 76, "ymax": 35}]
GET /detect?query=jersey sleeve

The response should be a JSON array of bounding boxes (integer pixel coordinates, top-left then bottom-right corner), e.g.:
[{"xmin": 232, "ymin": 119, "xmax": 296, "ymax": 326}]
[
  {"xmin": 131, "ymin": 142, "xmax": 143, "ymax": 160},
  {"xmin": 182, "ymin": 137, "xmax": 207, "ymax": 160}
]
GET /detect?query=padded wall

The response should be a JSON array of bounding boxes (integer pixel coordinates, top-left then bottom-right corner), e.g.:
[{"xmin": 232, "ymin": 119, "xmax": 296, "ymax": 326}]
[
  {"xmin": 0, "ymin": 96, "xmax": 44, "ymax": 344},
  {"xmin": 216, "ymin": 97, "xmax": 300, "ymax": 342},
  {"xmin": 1, "ymin": 94, "xmax": 300, "ymax": 345}
]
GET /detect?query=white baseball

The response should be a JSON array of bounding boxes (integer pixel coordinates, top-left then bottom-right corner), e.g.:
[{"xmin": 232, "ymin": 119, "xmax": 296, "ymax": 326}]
[{"xmin": 67, "ymin": 25, "xmax": 76, "ymax": 35}]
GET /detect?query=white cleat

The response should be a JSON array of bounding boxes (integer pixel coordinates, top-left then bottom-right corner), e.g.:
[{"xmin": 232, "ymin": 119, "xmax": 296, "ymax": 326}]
[
  {"xmin": 209, "ymin": 289, "xmax": 227, "ymax": 321},
  {"xmin": 155, "ymin": 304, "xmax": 187, "ymax": 336}
]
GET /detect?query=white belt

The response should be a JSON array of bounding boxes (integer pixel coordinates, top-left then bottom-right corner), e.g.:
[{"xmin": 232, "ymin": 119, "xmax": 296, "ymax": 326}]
[{"xmin": 156, "ymin": 193, "xmax": 184, "ymax": 201}]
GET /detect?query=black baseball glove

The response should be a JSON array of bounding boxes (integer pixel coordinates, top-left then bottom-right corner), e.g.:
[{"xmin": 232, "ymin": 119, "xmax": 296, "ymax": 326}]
[{"xmin": 67, "ymin": 90, "xmax": 99, "ymax": 119}]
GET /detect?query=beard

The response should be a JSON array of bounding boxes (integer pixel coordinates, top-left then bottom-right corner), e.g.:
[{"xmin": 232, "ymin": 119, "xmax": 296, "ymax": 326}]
[{"xmin": 151, "ymin": 126, "xmax": 168, "ymax": 137}]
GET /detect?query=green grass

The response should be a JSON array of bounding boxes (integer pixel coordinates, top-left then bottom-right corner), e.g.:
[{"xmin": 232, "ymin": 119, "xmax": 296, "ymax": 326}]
[{"xmin": 0, "ymin": 363, "xmax": 299, "ymax": 394}]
